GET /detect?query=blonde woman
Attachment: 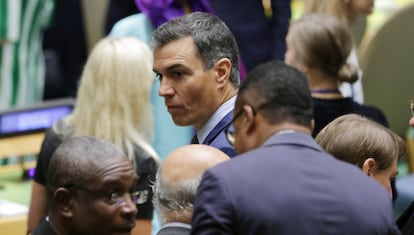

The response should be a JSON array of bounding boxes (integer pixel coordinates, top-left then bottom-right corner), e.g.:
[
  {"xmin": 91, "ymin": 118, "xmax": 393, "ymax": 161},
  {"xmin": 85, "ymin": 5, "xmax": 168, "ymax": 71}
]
[
  {"xmin": 28, "ymin": 37, "xmax": 159, "ymax": 235},
  {"xmin": 316, "ymin": 113, "xmax": 405, "ymax": 198},
  {"xmin": 304, "ymin": 0, "xmax": 375, "ymax": 104}
]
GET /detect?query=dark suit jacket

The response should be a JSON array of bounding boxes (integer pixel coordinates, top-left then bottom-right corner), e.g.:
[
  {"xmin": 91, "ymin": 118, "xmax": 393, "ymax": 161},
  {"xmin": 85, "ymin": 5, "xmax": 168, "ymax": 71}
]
[
  {"xmin": 32, "ymin": 217, "xmax": 58, "ymax": 235},
  {"xmin": 209, "ymin": 0, "xmax": 291, "ymax": 71},
  {"xmin": 398, "ymin": 201, "xmax": 414, "ymax": 235},
  {"xmin": 156, "ymin": 222, "xmax": 191, "ymax": 235},
  {"xmin": 191, "ymin": 132, "xmax": 399, "ymax": 235},
  {"xmin": 401, "ymin": 218, "xmax": 414, "ymax": 235},
  {"xmin": 202, "ymin": 111, "xmax": 236, "ymax": 157}
]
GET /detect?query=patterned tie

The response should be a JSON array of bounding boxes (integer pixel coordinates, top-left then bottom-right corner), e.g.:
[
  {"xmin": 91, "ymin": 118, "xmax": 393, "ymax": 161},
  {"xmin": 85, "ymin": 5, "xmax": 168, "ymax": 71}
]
[{"xmin": 191, "ymin": 135, "xmax": 199, "ymax": 144}]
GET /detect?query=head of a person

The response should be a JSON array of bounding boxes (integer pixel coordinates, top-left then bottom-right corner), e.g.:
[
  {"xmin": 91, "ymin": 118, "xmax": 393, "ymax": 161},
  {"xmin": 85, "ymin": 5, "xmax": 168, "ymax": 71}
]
[
  {"xmin": 151, "ymin": 12, "xmax": 240, "ymax": 130},
  {"xmin": 316, "ymin": 114, "xmax": 405, "ymax": 197},
  {"xmin": 65, "ymin": 36, "xmax": 156, "ymax": 163},
  {"xmin": 231, "ymin": 61, "xmax": 313, "ymax": 154},
  {"xmin": 285, "ymin": 13, "xmax": 358, "ymax": 85},
  {"xmin": 304, "ymin": 0, "xmax": 375, "ymax": 25},
  {"xmin": 153, "ymin": 144, "xmax": 230, "ymax": 224},
  {"xmin": 47, "ymin": 136, "xmax": 138, "ymax": 235}
]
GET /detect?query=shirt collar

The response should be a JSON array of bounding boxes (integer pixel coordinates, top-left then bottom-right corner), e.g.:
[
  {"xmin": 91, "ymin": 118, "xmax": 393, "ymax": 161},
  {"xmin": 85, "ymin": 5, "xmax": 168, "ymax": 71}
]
[
  {"xmin": 161, "ymin": 222, "xmax": 192, "ymax": 229},
  {"xmin": 197, "ymin": 96, "xmax": 236, "ymax": 143}
]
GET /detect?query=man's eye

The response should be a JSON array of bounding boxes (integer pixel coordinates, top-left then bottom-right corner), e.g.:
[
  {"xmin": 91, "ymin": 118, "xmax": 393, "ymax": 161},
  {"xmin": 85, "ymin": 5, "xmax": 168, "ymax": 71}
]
[{"xmin": 173, "ymin": 71, "xmax": 183, "ymax": 78}]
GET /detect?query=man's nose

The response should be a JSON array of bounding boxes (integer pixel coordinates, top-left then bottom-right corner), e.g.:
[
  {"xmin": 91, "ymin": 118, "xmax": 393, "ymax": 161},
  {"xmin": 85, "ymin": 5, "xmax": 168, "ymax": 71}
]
[
  {"xmin": 158, "ymin": 79, "xmax": 174, "ymax": 97},
  {"xmin": 119, "ymin": 194, "xmax": 138, "ymax": 217}
]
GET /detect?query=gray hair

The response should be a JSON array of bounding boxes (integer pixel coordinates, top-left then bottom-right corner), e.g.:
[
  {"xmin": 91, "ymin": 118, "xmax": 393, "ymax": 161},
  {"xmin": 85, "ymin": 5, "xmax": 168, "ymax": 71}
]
[{"xmin": 153, "ymin": 168, "xmax": 202, "ymax": 224}]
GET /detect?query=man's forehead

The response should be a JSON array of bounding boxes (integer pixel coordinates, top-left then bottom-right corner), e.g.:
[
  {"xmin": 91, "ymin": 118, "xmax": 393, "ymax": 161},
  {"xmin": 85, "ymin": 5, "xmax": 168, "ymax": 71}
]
[
  {"xmin": 89, "ymin": 156, "xmax": 135, "ymax": 177},
  {"xmin": 154, "ymin": 37, "xmax": 196, "ymax": 59}
]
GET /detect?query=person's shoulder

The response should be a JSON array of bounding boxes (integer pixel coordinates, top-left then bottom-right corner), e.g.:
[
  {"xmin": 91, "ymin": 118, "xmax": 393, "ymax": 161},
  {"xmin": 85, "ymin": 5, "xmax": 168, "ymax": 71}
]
[
  {"xmin": 352, "ymin": 101, "xmax": 389, "ymax": 126},
  {"xmin": 113, "ymin": 13, "xmax": 150, "ymax": 27},
  {"xmin": 352, "ymin": 101, "xmax": 384, "ymax": 113},
  {"xmin": 41, "ymin": 123, "xmax": 66, "ymax": 153},
  {"xmin": 109, "ymin": 13, "xmax": 154, "ymax": 42},
  {"xmin": 133, "ymin": 144, "xmax": 159, "ymax": 174}
]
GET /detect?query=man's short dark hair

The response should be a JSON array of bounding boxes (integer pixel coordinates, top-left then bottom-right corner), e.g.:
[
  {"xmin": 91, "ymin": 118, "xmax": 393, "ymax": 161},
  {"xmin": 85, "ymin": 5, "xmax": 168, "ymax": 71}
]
[
  {"xmin": 151, "ymin": 12, "xmax": 240, "ymax": 86},
  {"xmin": 47, "ymin": 136, "xmax": 126, "ymax": 194},
  {"xmin": 238, "ymin": 60, "xmax": 313, "ymax": 127}
]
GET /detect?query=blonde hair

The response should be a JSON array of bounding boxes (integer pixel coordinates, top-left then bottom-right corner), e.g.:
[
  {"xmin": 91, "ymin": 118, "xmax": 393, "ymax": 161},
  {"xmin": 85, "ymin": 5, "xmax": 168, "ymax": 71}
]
[
  {"xmin": 316, "ymin": 114, "xmax": 405, "ymax": 171},
  {"xmin": 289, "ymin": 13, "xmax": 358, "ymax": 84},
  {"xmin": 56, "ymin": 37, "xmax": 158, "ymax": 164}
]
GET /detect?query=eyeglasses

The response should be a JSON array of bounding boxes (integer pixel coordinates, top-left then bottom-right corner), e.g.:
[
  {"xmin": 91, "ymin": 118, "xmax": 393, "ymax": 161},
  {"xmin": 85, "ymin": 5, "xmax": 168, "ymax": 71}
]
[
  {"xmin": 225, "ymin": 109, "xmax": 245, "ymax": 146},
  {"xmin": 410, "ymin": 100, "xmax": 414, "ymax": 117},
  {"xmin": 225, "ymin": 101, "xmax": 272, "ymax": 146},
  {"xmin": 64, "ymin": 184, "xmax": 145, "ymax": 206}
]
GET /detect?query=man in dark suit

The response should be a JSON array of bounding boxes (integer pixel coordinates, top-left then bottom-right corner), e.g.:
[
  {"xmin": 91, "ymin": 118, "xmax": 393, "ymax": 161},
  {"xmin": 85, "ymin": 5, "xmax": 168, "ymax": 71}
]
[
  {"xmin": 154, "ymin": 145, "xmax": 229, "ymax": 235},
  {"xmin": 209, "ymin": 0, "xmax": 291, "ymax": 71},
  {"xmin": 152, "ymin": 12, "xmax": 240, "ymax": 157},
  {"xmin": 191, "ymin": 61, "xmax": 400, "ymax": 235}
]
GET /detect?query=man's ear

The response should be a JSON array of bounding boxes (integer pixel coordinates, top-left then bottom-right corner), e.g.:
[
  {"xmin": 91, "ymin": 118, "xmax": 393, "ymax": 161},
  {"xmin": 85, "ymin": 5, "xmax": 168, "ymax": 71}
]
[
  {"xmin": 361, "ymin": 158, "xmax": 376, "ymax": 176},
  {"xmin": 310, "ymin": 119, "xmax": 315, "ymax": 133},
  {"xmin": 242, "ymin": 105, "xmax": 256, "ymax": 135},
  {"xmin": 214, "ymin": 58, "xmax": 231, "ymax": 88},
  {"xmin": 53, "ymin": 188, "xmax": 74, "ymax": 218}
]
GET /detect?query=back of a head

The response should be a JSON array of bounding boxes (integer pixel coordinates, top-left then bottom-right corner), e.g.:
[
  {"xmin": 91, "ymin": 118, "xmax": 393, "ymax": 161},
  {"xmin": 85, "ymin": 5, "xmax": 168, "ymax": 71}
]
[
  {"xmin": 47, "ymin": 136, "xmax": 126, "ymax": 195},
  {"xmin": 160, "ymin": 145, "xmax": 230, "ymax": 183},
  {"xmin": 316, "ymin": 114, "xmax": 405, "ymax": 170},
  {"xmin": 66, "ymin": 36, "xmax": 156, "ymax": 163},
  {"xmin": 71, "ymin": 37, "xmax": 154, "ymax": 139},
  {"xmin": 289, "ymin": 13, "xmax": 358, "ymax": 84},
  {"xmin": 154, "ymin": 145, "xmax": 230, "ymax": 224},
  {"xmin": 239, "ymin": 60, "xmax": 313, "ymax": 128},
  {"xmin": 151, "ymin": 12, "xmax": 240, "ymax": 86}
]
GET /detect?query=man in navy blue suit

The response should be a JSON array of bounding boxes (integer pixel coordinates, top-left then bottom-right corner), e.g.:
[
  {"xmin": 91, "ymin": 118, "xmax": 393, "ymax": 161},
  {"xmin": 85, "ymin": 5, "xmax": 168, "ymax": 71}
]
[
  {"xmin": 152, "ymin": 12, "xmax": 240, "ymax": 157},
  {"xmin": 191, "ymin": 61, "xmax": 400, "ymax": 235},
  {"xmin": 209, "ymin": 0, "xmax": 291, "ymax": 71}
]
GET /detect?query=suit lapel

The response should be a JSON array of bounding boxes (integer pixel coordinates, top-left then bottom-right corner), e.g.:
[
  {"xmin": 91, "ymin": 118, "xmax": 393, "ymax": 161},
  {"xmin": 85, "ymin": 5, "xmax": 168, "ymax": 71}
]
[{"xmin": 202, "ymin": 111, "xmax": 233, "ymax": 145}]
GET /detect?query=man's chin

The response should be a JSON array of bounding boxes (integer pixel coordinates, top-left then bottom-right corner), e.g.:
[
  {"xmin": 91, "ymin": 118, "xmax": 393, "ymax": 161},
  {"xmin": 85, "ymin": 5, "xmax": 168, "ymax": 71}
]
[
  {"xmin": 112, "ymin": 227, "xmax": 134, "ymax": 235},
  {"xmin": 171, "ymin": 118, "xmax": 192, "ymax": 127},
  {"xmin": 112, "ymin": 232, "xmax": 132, "ymax": 235}
]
